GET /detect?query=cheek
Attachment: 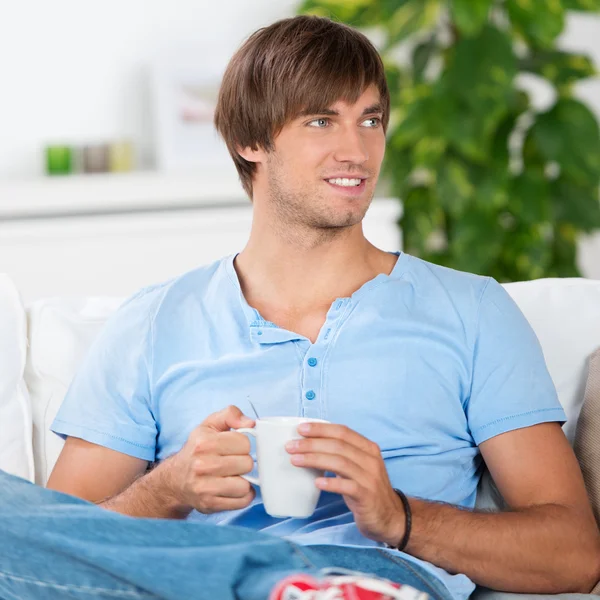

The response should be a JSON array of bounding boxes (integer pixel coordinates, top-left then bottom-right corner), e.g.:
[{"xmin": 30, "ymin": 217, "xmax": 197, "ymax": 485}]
[{"xmin": 369, "ymin": 135, "xmax": 386, "ymax": 165}]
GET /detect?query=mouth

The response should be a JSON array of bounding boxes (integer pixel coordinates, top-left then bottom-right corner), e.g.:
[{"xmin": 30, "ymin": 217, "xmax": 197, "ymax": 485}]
[{"xmin": 323, "ymin": 177, "xmax": 367, "ymax": 197}]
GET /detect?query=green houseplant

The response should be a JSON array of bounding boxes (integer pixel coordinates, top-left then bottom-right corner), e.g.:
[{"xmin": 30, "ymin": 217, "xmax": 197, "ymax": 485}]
[{"xmin": 297, "ymin": 0, "xmax": 600, "ymax": 281}]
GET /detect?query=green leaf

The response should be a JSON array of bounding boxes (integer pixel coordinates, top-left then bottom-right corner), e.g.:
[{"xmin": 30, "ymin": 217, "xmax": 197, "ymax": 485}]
[
  {"xmin": 440, "ymin": 92, "xmax": 511, "ymax": 163},
  {"xmin": 451, "ymin": 208, "xmax": 505, "ymax": 274},
  {"xmin": 445, "ymin": 26, "xmax": 517, "ymax": 103},
  {"xmin": 388, "ymin": 87, "xmax": 436, "ymax": 150},
  {"xmin": 450, "ymin": 0, "xmax": 493, "ymax": 37},
  {"xmin": 470, "ymin": 167, "xmax": 510, "ymax": 209},
  {"xmin": 490, "ymin": 111, "xmax": 519, "ymax": 169},
  {"xmin": 506, "ymin": 0, "xmax": 565, "ymax": 48},
  {"xmin": 562, "ymin": 0, "xmax": 600, "ymax": 10},
  {"xmin": 520, "ymin": 50, "xmax": 597, "ymax": 88},
  {"xmin": 531, "ymin": 98, "xmax": 600, "ymax": 186},
  {"xmin": 297, "ymin": 0, "xmax": 374, "ymax": 22},
  {"xmin": 386, "ymin": 0, "xmax": 440, "ymax": 47},
  {"xmin": 412, "ymin": 36, "xmax": 437, "ymax": 83},
  {"xmin": 384, "ymin": 148, "xmax": 414, "ymax": 199},
  {"xmin": 549, "ymin": 223, "xmax": 582, "ymax": 277},
  {"xmin": 437, "ymin": 157, "xmax": 474, "ymax": 215},
  {"xmin": 499, "ymin": 223, "xmax": 553, "ymax": 280},
  {"xmin": 401, "ymin": 185, "xmax": 445, "ymax": 255},
  {"xmin": 550, "ymin": 178, "xmax": 600, "ymax": 231},
  {"xmin": 412, "ymin": 136, "xmax": 448, "ymax": 169},
  {"xmin": 508, "ymin": 172, "xmax": 551, "ymax": 224}
]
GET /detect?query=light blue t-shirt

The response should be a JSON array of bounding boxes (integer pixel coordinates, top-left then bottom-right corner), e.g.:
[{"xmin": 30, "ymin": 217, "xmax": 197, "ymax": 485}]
[{"xmin": 52, "ymin": 252, "xmax": 566, "ymax": 600}]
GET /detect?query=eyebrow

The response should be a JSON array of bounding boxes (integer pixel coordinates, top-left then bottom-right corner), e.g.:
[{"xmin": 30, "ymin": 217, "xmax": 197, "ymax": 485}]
[{"xmin": 298, "ymin": 103, "xmax": 384, "ymax": 118}]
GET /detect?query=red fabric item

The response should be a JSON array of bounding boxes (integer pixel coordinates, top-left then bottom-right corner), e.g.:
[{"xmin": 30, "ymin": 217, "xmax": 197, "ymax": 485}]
[{"xmin": 269, "ymin": 572, "xmax": 429, "ymax": 600}]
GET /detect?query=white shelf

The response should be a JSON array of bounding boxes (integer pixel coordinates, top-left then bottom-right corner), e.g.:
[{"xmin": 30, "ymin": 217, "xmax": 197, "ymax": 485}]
[{"xmin": 0, "ymin": 169, "xmax": 248, "ymax": 219}]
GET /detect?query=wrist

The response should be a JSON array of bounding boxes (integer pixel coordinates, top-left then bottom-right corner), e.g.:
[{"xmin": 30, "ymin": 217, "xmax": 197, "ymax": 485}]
[
  {"xmin": 384, "ymin": 488, "xmax": 412, "ymax": 551},
  {"xmin": 150, "ymin": 457, "xmax": 192, "ymax": 519}
]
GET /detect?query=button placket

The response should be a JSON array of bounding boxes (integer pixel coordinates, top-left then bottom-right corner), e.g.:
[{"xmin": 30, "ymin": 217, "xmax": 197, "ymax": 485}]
[{"xmin": 302, "ymin": 347, "xmax": 322, "ymax": 419}]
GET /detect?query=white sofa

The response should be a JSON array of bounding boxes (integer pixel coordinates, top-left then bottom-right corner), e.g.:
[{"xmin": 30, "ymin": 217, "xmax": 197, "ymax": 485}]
[{"xmin": 1, "ymin": 272, "xmax": 599, "ymax": 599}]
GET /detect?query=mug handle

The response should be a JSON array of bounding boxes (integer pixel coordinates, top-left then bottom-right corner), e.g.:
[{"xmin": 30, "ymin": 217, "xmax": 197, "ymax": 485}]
[{"xmin": 234, "ymin": 428, "xmax": 260, "ymax": 486}]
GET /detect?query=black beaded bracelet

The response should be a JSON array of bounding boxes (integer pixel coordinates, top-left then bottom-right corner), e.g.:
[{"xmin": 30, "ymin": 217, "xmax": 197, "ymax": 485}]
[{"xmin": 386, "ymin": 488, "xmax": 412, "ymax": 552}]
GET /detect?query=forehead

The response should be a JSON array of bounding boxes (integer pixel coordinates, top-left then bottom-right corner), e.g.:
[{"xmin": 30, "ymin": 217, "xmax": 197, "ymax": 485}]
[
  {"xmin": 328, "ymin": 85, "xmax": 381, "ymax": 112},
  {"xmin": 291, "ymin": 85, "xmax": 382, "ymax": 122}
]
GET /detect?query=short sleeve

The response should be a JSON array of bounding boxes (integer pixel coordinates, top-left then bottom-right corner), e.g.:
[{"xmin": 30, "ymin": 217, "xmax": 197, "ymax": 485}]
[
  {"xmin": 466, "ymin": 278, "xmax": 566, "ymax": 446},
  {"xmin": 51, "ymin": 287, "xmax": 163, "ymax": 461}
]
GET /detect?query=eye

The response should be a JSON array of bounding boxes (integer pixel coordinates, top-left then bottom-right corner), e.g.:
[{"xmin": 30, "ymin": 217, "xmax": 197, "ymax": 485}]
[
  {"xmin": 362, "ymin": 117, "xmax": 381, "ymax": 127},
  {"xmin": 307, "ymin": 118, "xmax": 330, "ymax": 128}
]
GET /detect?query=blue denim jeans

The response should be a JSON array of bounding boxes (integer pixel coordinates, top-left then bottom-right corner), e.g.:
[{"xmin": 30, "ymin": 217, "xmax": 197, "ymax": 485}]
[{"xmin": 0, "ymin": 470, "xmax": 453, "ymax": 600}]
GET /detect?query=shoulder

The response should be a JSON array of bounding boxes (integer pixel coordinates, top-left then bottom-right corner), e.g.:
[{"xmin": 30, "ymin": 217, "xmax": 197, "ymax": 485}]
[
  {"xmin": 106, "ymin": 256, "xmax": 229, "ymax": 337},
  {"xmin": 396, "ymin": 253, "xmax": 493, "ymax": 313}
]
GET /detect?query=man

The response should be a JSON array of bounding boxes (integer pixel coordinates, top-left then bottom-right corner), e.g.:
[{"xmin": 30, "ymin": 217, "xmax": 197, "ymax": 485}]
[{"xmin": 1, "ymin": 14, "xmax": 598, "ymax": 600}]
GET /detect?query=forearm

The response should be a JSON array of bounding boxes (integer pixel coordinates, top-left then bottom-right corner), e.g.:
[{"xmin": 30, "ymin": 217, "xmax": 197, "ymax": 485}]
[
  {"xmin": 398, "ymin": 498, "xmax": 600, "ymax": 594},
  {"xmin": 98, "ymin": 459, "xmax": 192, "ymax": 520}
]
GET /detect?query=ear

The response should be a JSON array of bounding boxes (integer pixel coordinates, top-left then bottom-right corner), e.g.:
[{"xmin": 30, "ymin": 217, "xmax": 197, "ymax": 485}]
[{"xmin": 237, "ymin": 145, "xmax": 268, "ymax": 164}]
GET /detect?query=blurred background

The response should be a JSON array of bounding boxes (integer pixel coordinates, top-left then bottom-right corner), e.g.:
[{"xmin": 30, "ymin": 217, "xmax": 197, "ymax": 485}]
[{"xmin": 0, "ymin": 0, "xmax": 599, "ymax": 303}]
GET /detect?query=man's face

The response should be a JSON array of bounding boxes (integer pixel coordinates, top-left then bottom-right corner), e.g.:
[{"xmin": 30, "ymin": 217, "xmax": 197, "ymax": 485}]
[{"xmin": 254, "ymin": 85, "xmax": 386, "ymax": 232}]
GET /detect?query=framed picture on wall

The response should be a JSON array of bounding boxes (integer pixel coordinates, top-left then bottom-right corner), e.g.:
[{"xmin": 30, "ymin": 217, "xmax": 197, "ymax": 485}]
[{"xmin": 150, "ymin": 48, "xmax": 235, "ymax": 173}]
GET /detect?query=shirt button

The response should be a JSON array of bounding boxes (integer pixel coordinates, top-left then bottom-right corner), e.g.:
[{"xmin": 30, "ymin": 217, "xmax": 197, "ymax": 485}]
[
  {"xmin": 308, "ymin": 357, "xmax": 318, "ymax": 367},
  {"xmin": 257, "ymin": 331, "xmax": 263, "ymax": 336},
  {"xmin": 305, "ymin": 390, "xmax": 316, "ymax": 401}
]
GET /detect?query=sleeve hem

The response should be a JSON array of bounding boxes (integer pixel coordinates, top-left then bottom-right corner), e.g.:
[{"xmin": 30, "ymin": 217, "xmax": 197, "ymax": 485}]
[
  {"xmin": 51, "ymin": 419, "xmax": 156, "ymax": 462},
  {"xmin": 472, "ymin": 408, "xmax": 567, "ymax": 445}
]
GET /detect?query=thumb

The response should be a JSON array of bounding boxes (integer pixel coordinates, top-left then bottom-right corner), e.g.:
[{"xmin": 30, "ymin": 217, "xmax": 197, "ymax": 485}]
[{"xmin": 202, "ymin": 405, "xmax": 255, "ymax": 432}]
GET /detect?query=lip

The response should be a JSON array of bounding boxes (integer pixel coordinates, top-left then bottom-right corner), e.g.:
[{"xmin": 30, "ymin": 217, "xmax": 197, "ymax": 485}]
[{"xmin": 324, "ymin": 177, "xmax": 367, "ymax": 197}]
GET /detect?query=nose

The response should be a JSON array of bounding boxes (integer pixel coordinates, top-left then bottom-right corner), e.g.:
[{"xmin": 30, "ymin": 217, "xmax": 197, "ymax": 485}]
[{"xmin": 333, "ymin": 126, "xmax": 369, "ymax": 164}]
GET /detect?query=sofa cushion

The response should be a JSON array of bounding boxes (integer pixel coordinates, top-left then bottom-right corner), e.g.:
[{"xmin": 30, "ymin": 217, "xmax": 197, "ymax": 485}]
[
  {"xmin": 575, "ymin": 348, "xmax": 600, "ymax": 528},
  {"xmin": 503, "ymin": 278, "xmax": 600, "ymax": 444},
  {"xmin": 25, "ymin": 297, "xmax": 123, "ymax": 485},
  {"xmin": 0, "ymin": 274, "xmax": 34, "ymax": 481},
  {"xmin": 573, "ymin": 348, "xmax": 600, "ymax": 596}
]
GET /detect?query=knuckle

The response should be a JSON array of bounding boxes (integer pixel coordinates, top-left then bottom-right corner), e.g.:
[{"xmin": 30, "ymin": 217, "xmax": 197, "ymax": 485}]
[
  {"xmin": 348, "ymin": 480, "xmax": 360, "ymax": 495},
  {"xmin": 242, "ymin": 455, "xmax": 254, "ymax": 473},
  {"xmin": 194, "ymin": 437, "xmax": 215, "ymax": 455},
  {"xmin": 234, "ymin": 432, "xmax": 251, "ymax": 453},
  {"xmin": 192, "ymin": 481, "xmax": 206, "ymax": 497},
  {"xmin": 333, "ymin": 440, "xmax": 345, "ymax": 454},
  {"xmin": 194, "ymin": 457, "xmax": 210, "ymax": 475}
]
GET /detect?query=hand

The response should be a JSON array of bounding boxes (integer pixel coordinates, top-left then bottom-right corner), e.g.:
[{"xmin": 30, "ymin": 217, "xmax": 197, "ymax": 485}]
[
  {"xmin": 162, "ymin": 405, "xmax": 257, "ymax": 514},
  {"xmin": 285, "ymin": 422, "xmax": 406, "ymax": 547}
]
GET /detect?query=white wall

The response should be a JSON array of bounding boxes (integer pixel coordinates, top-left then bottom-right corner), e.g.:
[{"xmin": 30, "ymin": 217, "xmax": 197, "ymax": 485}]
[
  {"xmin": 0, "ymin": 0, "xmax": 298, "ymax": 178},
  {"xmin": 0, "ymin": 2, "xmax": 598, "ymax": 276}
]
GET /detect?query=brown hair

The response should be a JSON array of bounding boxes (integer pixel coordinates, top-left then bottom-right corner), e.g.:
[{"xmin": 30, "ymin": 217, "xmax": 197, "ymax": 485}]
[{"xmin": 214, "ymin": 15, "xmax": 390, "ymax": 198}]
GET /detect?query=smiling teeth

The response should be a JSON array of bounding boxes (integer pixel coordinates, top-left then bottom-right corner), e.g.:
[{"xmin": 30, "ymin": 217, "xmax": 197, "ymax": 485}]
[{"xmin": 327, "ymin": 178, "xmax": 362, "ymax": 187}]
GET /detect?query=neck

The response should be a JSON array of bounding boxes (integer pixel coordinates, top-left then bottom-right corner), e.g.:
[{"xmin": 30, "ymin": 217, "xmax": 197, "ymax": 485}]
[{"xmin": 234, "ymin": 214, "xmax": 395, "ymax": 314}]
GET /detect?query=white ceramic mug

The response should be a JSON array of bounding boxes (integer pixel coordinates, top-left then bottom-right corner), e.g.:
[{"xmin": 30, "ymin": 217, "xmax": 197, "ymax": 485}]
[{"xmin": 235, "ymin": 416, "xmax": 329, "ymax": 518}]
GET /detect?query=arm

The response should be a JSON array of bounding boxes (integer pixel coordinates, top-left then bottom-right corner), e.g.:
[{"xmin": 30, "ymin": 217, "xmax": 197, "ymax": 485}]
[
  {"xmin": 287, "ymin": 421, "xmax": 600, "ymax": 595},
  {"xmin": 47, "ymin": 436, "xmax": 189, "ymax": 519},
  {"xmin": 398, "ymin": 422, "xmax": 600, "ymax": 594},
  {"xmin": 48, "ymin": 406, "xmax": 256, "ymax": 520}
]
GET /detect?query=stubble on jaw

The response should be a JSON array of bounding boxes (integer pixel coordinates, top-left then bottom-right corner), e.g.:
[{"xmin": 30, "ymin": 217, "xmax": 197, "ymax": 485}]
[{"xmin": 265, "ymin": 152, "xmax": 373, "ymax": 248}]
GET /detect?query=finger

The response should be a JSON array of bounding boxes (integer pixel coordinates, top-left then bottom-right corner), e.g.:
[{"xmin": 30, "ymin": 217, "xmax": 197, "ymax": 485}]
[
  {"xmin": 213, "ymin": 431, "xmax": 254, "ymax": 455},
  {"xmin": 202, "ymin": 475, "xmax": 253, "ymax": 498},
  {"xmin": 296, "ymin": 423, "xmax": 380, "ymax": 456},
  {"xmin": 201, "ymin": 405, "xmax": 255, "ymax": 432},
  {"xmin": 286, "ymin": 437, "xmax": 375, "ymax": 470},
  {"xmin": 194, "ymin": 454, "xmax": 254, "ymax": 477},
  {"xmin": 208, "ymin": 489, "xmax": 256, "ymax": 512},
  {"xmin": 291, "ymin": 451, "xmax": 363, "ymax": 481},
  {"xmin": 315, "ymin": 476, "xmax": 360, "ymax": 499}
]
